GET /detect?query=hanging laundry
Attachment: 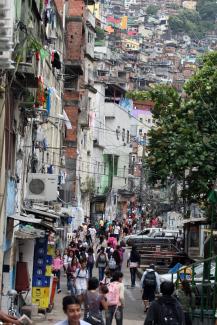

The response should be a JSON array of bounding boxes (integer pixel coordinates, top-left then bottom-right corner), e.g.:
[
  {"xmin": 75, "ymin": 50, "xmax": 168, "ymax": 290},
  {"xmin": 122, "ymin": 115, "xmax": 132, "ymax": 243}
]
[
  {"xmin": 46, "ymin": 88, "xmax": 51, "ymax": 115},
  {"xmin": 47, "ymin": 164, "xmax": 53, "ymax": 174},
  {"xmin": 36, "ymin": 126, "xmax": 44, "ymax": 142},
  {"xmin": 36, "ymin": 77, "xmax": 46, "ymax": 107},
  {"xmin": 40, "ymin": 48, "xmax": 49, "ymax": 61},
  {"xmin": 35, "ymin": 51, "xmax": 40, "ymax": 61},
  {"xmin": 42, "ymin": 138, "xmax": 48, "ymax": 151},
  {"xmin": 50, "ymin": 9, "xmax": 57, "ymax": 29},
  {"xmin": 51, "ymin": 51, "xmax": 61, "ymax": 69}
]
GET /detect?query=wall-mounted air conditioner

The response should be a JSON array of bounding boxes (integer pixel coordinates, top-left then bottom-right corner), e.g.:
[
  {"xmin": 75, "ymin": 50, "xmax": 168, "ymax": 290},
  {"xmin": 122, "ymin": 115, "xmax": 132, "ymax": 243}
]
[{"xmin": 26, "ymin": 173, "xmax": 58, "ymax": 201}]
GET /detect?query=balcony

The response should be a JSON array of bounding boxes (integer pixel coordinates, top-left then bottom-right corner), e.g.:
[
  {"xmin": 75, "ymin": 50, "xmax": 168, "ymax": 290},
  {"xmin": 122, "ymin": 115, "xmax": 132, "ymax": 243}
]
[
  {"xmin": 16, "ymin": 62, "xmax": 38, "ymax": 88},
  {"xmin": 112, "ymin": 176, "xmax": 127, "ymax": 191},
  {"xmin": 85, "ymin": 9, "xmax": 95, "ymax": 29}
]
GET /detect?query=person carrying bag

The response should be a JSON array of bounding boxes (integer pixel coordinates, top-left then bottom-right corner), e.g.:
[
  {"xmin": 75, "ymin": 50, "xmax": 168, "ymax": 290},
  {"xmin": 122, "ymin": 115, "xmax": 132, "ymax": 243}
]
[{"xmin": 84, "ymin": 277, "xmax": 108, "ymax": 325}]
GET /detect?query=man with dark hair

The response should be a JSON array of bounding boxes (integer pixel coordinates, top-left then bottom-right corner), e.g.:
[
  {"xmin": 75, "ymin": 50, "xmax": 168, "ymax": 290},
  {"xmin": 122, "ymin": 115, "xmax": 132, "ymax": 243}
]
[
  {"xmin": 55, "ymin": 296, "xmax": 91, "ymax": 325},
  {"xmin": 144, "ymin": 281, "xmax": 185, "ymax": 325},
  {"xmin": 141, "ymin": 264, "xmax": 160, "ymax": 312}
]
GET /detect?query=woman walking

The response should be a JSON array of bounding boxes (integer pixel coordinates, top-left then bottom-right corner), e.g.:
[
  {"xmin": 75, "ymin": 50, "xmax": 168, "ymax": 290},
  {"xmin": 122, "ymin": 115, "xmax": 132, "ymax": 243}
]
[
  {"xmin": 108, "ymin": 249, "xmax": 121, "ymax": 275},
  {"xmin": 87, "ymin": 247, "xmax": 95, "ymax": 278},
  {"xmin": 52, "ymin": 249, "xmax": 63, "ymax": 293},
  {"xmin": 175, "ymin": 280, "xmax": 195, "ymax": 325},
  {"xmin": 127, "ymin": 246, "xmax": 140, "ymax": 287},
  {"xmin": 67, "ymin": 257, "xmax": 80, "ymax": 295},
  {"xmin": 96, "ymin": 247, "xmax": 108, "ymax": 281},
  {"xmin": 106, "ymin": 271, "xmax": 124, "ymax": 325},
  {"xmin": 84, "ymin": 277, "xmax": 108, "ymax": 325},
  {"xmin": 75, "ymin": 259, "xmax": 89, "ymax": 302}
]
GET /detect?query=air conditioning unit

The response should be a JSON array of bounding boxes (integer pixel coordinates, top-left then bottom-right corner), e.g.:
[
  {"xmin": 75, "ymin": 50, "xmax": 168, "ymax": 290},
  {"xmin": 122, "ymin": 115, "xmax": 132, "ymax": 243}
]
[{"xmin": 26, "ymin": 173, "xmax": 58, "ymax": 201}]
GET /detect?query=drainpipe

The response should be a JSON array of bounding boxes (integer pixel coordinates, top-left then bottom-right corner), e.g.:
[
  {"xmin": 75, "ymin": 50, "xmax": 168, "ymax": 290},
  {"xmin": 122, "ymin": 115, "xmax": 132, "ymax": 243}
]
[{"xmin": 0, "ymin": 83, "xmax": 6, "ymax": 306}]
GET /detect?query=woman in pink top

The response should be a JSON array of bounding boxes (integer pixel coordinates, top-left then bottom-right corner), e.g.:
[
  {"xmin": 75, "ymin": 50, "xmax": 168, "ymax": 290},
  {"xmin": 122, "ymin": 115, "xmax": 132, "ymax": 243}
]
[{"xmin": 52, "ymin": 249, "xmax": 63, "ymax": 293}]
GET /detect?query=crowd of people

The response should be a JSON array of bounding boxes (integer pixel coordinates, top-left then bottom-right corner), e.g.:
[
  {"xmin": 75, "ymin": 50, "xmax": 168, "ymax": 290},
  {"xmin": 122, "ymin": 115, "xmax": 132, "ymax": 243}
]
[
  {"xmin": 52, "ymin": 220, "xmax": 127, "ymax": 325},
  {"xmin": 51, "ymin": 219, "xmax": 196, "ymax": 325}
]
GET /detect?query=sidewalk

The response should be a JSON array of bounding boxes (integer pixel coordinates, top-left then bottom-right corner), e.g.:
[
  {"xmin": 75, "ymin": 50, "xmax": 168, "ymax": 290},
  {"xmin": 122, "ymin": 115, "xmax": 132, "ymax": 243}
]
[{"xmin": 33, "ymin": 250, "xmax": 145, "ymax": 325}]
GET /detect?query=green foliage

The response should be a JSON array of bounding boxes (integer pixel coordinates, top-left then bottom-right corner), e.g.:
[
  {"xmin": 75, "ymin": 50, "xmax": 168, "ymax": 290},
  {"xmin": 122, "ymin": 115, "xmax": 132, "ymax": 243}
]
[
  {"xmin": 168, "ymin": 2, "xmax": 217, "ymax": 39},
  {"xmin": 128, "ymin": 52, "xmax": 217, "ymax": 205},
  {"xmin": 168, "ymin": 9, "xmax": 205, "ymax": 39},
  {"xmin": 96, "ymin": 27, "xmax": 105, "ymax": 40},
  {"xmin": 146, "ymin": 5, "xmax": 159, "ymax": 16},
  {"xmin": 197, "ymin": 0, "xmax": 217, "ymax": 21}
]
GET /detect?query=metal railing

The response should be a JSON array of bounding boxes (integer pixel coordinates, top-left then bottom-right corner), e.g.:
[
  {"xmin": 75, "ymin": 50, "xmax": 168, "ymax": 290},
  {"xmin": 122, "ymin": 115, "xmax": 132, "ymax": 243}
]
[{"xmin": 172, "ymin": 255, "xmax": 217, "ymax": 323}]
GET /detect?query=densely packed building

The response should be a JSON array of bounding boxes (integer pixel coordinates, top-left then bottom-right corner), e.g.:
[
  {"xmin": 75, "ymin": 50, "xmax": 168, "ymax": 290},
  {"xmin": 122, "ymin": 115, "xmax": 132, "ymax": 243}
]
[{"xmin": 0, "ymin": 0, "xmax": 216, "ymax": 312}]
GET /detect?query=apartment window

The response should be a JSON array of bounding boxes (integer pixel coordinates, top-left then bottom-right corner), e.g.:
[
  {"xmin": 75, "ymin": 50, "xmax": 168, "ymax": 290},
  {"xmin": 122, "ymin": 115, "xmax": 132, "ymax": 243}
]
[
  {"xmin": 140, "ymin": 118, "xmax": 143, "ymax": 123},
  {"xmin": 88, "ymin": 97, "xmax": 91, "ymax": 110},
  {"xmin": 148, "ymin": 119, "xmax": 151, "ymax": 123},
  {"xmin": 122, "ymin": 128, "xmax": 125, "ymax": 141},
  {"xmin": 88, "ymin": 32, "xmax": 93, "ymax": 43},
  {"xmin": 83, "ymin": 132, "xmax": 87, "ymax": 149},
  {"xmin": 98, "ymin": 70, "xmax": 106, "ymax": 76},
  {"xmin": 127, "ymin": 130, "xmax": 130, "ymax": 143},
  {"xmin": 139, "ymin": 129, "xmax": 143, "ymax": 134},
  {"xmin": 104, "ymin": 163, "xmax": 106, "ymax": 175},
  {"xmin": 116, "ymin": 126, "xmax": 120, "ymax": 140},
  {"xmin": 123, "ymin": 165, "xmax": 126, "ymax": 177}
]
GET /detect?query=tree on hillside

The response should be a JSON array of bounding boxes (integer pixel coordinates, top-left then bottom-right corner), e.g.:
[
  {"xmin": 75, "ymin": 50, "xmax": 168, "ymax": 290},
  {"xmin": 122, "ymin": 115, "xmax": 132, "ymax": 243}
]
[
  {"xmin": 168, "ymin": 9, "xmax": 204, "ymax": 38},
  {"xmin": 127, "ymin": 52, "xmax": 217, "ymax": 209},
  {"xmin": 197, "ymin": 0, "xmax": 217, "ymax": 21},
  {"xmin": 146, "ymin": 5, "xmax": 159, "ymax": 16}
]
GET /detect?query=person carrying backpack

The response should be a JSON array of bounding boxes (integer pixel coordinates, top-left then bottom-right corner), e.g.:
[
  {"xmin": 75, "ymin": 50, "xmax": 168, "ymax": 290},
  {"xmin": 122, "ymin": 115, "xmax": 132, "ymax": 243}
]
[
  {"xmin": 96, "ymin": 247, "xmax": 108, "ymax": 281},
  {"xmin": 108, "ymin": 250, "xmax": 121, "ymax": 275},
  {"xmin": 106, "ymin": 271, "xmax": 124, "ymax": 325},
  {"xmin": 144, "ymin": 281, "xmax": 185, "ymax": 325},
  {"xmin": 141, "ymin": 264, "xmax": 160, "ymax": 312},
  {"xmin": 75, "ymin": 259, "xmax": 89, "ymax": 302},
  {"xmin": 87, "ymin": 247, "xmax": 95, "ymax": 278},
  {"xmin": 175, "ymin": 280, "xmax": 195, "ymax": 325}
]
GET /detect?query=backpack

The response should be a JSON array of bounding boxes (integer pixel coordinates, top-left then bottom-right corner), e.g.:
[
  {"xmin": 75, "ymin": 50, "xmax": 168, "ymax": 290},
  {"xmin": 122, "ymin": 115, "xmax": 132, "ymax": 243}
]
[
  {"xmin": 98, "ymin": 253, "xmax": 106, "ymax": 264},
  {"xmin": 76, "ymin": 268, "xmax": 88, "ymax": 279},
  {"xmin": 107, "ymin": 282, "xmax": 120, "ymax": 306},
  {"xmin": 143, "ymin": 271, "xmax": 156, "ymax": 288},
  {"xmin": 108, "ymin": 257, "xmax": 117, "ymax": 270},
  {"xmin": 159, "ymin": 301, "xmax": 180, "ymax": 325},
  {"xmin": 87, "ymin": 254, "xmax": 94, "ymax": 265}
]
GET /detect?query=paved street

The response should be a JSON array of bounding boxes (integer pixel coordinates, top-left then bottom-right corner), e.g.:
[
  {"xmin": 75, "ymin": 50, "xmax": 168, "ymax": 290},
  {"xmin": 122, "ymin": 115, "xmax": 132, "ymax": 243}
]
[{"xmin": 34, "ymin": 249, "xmax": 145, "ymax": 325}]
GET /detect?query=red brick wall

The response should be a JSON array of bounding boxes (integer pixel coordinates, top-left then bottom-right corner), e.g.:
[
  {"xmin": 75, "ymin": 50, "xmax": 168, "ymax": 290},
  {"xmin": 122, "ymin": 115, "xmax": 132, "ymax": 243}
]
[
  {"xmin": 54, "ymin": 0, "xmax": 64, "ymax": 15},
  {"xmin": 66, "ymin": 21, "xmax": 83, "ymax": 61},
  {"xmin": 68, "ymin": 0, "xmax": 84, "ymax": 16},
  {"xmin": 64, "ymin": 90, "xmax": 79, "ymax": 159}
]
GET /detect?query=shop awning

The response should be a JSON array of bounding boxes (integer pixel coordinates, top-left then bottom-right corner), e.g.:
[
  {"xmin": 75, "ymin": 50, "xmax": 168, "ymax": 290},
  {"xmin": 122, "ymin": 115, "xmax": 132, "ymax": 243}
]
[
  {"xmin": 182, "ymin": 217, "xmax": 207, "ymax": 225},
  {"xmin": 9, "ymin": 214, "xmax": 42, "ymax": 224},
  {"xmin": 23, "ymin": 208, "xmax": 60, "ymax": 221},
  {"xmin": 14, "ymin": 224, "xmax": 46, "ymax": 239},
  {"xmin": 10, "ymin": 213, "xmax": 57, "ymax": 233}
]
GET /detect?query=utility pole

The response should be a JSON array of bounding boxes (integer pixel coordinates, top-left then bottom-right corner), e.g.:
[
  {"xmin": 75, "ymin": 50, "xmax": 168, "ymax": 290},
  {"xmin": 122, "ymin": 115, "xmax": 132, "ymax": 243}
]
[
  {"xmin": 139, "ymin": 133, "xmax": 147, "ymax": 213},
  {"xmin": 0, "ymin": 79, "xmax": 6, "ymax": 307}
]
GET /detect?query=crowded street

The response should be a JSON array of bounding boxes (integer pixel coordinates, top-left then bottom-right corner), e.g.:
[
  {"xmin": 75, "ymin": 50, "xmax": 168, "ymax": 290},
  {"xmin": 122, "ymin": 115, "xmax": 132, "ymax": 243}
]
[
  {"xmin": 34, "ymin": 247, "xmax": 145, "ymax": 325},
  {"xmin": 1, "ymin": 0, "xmax": 217, "ymax": 324}
]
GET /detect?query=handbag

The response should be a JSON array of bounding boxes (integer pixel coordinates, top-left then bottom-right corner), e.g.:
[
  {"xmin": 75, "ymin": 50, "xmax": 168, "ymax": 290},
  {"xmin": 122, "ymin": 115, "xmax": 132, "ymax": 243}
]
[
  {"xmin": 86, "ymin": 312, "xmax": 103, "ymax": 325},
  {"xmin": 129, "ymin": 262, "xmax": 138, "ymax": 268},
  {"xmin": 84, "ymin": 292, "xmax": 103, "ymax": 325}
]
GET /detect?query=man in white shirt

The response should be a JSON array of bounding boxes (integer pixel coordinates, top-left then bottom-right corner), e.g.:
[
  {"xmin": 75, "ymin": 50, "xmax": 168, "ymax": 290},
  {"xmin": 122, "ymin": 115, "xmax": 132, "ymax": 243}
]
[
  {"xmin": 89, "ymin": 226, "xmax": 96, "ymax": 243},
  {"xmin": 75, "ymin": 261, "xmax": 89, "ymax": 299},
  {"xmin": 114, "ymin": 223, "xmax": 121, "ymax": 241},
  {"xmin": 55, "ymin": 295, "xmax": 90, "ymax": 325}
]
